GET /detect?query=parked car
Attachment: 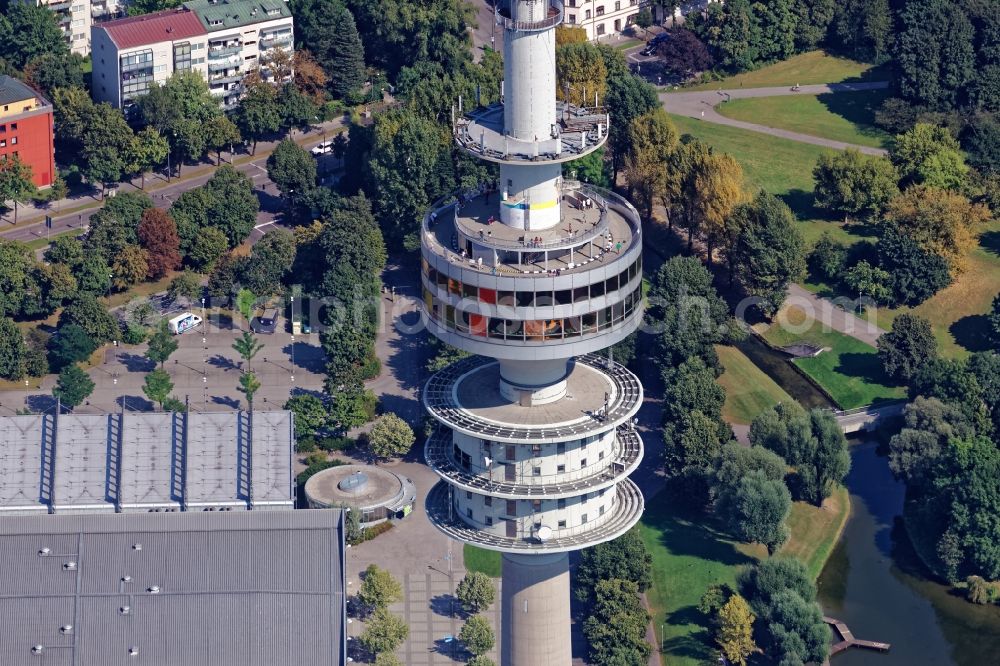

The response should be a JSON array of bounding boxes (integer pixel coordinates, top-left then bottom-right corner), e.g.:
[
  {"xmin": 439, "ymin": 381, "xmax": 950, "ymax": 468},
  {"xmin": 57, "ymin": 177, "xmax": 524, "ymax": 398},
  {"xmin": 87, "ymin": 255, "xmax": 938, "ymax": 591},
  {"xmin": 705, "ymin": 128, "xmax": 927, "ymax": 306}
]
[
  {"xmin": 641, "ymin": 32, "xmax": 669, "ymax": 56},
  {"xmin": 310, "ymin": 141, "xmax": 335, "ymax": 156},
  {"xmin": 250, "ymin": 308, "xmax": 279, "ymax": 334}
]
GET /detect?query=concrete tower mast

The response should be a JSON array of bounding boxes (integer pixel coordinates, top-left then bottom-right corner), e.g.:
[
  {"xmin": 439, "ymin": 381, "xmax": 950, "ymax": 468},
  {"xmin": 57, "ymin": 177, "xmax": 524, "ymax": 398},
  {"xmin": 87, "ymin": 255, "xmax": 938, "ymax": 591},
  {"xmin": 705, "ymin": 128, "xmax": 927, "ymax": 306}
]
[{"xmin": 422, "ymin": 1, "xmax": 645, "ymax": 664}]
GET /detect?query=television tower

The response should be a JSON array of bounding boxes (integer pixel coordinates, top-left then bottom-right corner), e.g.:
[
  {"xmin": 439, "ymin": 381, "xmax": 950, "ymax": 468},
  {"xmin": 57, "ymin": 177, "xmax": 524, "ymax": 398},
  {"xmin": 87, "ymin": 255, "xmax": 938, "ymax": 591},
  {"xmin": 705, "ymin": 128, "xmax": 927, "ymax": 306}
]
[{"xmin": 422, "ymin": 1, "xmax": 645, "ymax": 664}]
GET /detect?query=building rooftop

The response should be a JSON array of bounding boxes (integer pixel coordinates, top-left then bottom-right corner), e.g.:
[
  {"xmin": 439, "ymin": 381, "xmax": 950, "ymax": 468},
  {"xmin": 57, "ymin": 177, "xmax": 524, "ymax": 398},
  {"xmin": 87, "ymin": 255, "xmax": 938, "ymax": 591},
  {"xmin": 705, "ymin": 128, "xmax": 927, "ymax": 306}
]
[
  {"xmin": 0, "ymin": 76, "xmax": 44, "ymax": 108},
  {"xmin": 184, "ymin": 0, "xmax": 292, "ymax": 32},
  {"xmin": 98, "ymin": 7, "xmax": 208, "ymax": 49},
  {"xmin": 0, "ymin": 410, "xmax": 293, "ymax": 514},
  {"xmin": 0, "ymin": 510, "xmax": 345, "ymax": 666}
]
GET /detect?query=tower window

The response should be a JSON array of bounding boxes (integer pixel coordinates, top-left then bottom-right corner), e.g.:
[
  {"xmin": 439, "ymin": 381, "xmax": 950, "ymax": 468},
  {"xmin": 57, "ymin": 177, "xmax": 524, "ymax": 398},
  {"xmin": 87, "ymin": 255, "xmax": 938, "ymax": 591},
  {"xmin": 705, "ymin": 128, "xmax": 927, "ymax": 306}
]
[
  {"xmin": 557, "ymin": 498, "xmax": 566, "ymax": 509},
  {"xmin": 485, "ymin": 495, "xmax": 492, "ymax": 507},
  {"xmin": 467, "ymin": 508, "xmax": 473, "ymax": 519},
  {"xmin": 581, "ymin": 513, "xmax": 588, "ymax": 524},
  {"xmin": 557, "ymin": 464, "xmax": 565, "ymax": 473}
]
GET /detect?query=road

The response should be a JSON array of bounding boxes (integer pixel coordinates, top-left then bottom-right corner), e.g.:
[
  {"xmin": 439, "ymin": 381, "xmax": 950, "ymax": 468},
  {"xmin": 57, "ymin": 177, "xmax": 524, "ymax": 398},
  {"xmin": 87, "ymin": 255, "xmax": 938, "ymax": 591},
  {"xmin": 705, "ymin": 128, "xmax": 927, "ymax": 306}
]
[
  {"xmin": 660, "ymin": 82, "xmax": 891, "ymax": 155},
  {"xmin": 0, "ymin": 120, "xmax": 346, "ymax": 244}
]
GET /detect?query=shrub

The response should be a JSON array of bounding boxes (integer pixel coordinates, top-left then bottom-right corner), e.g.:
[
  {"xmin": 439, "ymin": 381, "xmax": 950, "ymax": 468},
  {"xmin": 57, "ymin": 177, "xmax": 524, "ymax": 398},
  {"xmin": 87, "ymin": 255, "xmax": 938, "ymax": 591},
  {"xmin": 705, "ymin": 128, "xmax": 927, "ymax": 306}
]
[{"xmin": 357, "ymin": 520, "xmax": 394, "ymax": 544}]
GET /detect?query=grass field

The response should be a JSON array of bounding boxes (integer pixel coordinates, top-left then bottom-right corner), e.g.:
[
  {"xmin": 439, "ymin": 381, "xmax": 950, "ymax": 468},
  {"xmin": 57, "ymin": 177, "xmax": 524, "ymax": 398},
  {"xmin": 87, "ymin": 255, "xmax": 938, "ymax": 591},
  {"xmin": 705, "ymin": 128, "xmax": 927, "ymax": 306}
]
[
  {"xmin": 463, "ymin": 544, "xmax": 501, "ymax": 577},
  {"xmin": 716, "ymin": 344, "xmax": 794, "ymax": 424},
  {"xmin": 641, "ymin": 485, "xmax": 850, "ymax": 665},
  {"xmin": 716, "ymin": 90, "xmax": 893, "ymax": 149},
  {"xmin": 760, "ymin": 308, "xmax": 906, "ymax": 409},
  {"xmin": 680, "ymin": 51, "xmax": 888, "ymax": 91},
  {"xmin": 780, "ymin": 485, "xmax": 850, "ymax": 580},
  {"xmin": 668, "ymin": 114, "xmax": 873, "ymax": 248}
]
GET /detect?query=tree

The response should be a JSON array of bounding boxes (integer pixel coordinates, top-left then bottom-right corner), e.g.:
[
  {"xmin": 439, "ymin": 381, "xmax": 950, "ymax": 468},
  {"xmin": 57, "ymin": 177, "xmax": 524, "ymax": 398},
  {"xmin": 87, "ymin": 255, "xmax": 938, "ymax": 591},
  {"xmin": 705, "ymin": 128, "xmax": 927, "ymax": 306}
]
[
  {"xmin": 45, "ymin": 236, "xmax": 85, "ymax": 268},
  {"xmin": 59, "ymin": 295, "xmax": 118, "ymax": 344},
  {"xmin": 908, "ymin": 358, "xmax": 987, "ymax": 431},
  {"xmin": 877, "ymin": 313, "xmax": 938, "ymax": 382},
  {"xmin": 829, "ymin": 0, "xmax": 892, "ymax": 63},
  {"xmin": 962, "ymin": 113, "xmax": 1000, "ymax": 174},
  {"xmin": 278, "ymin": 83, "xmax": 317, "ymax": 134},
  {"xmin": 368, "ymin": 413, "xmax": 415, "ymax": 461},
  {"xmin": 110, "ymin": 246, "xmax": 150, "ymax": 290},
  {"xmin": 660, "ymin": 359, "xmax": 728, "ymax": 474},
  {"xmin": 792, "ymin": 0, "xmax": 836, "ymax": 51},
  {"xmin": 138, "ymin": 72, "xmax": 221, "ymax": 174},
  {"xmin": 146, "ymin": 321, "xmax": 179, "ymax": 368},
  {"xmin": 690, "ymin": 151, "xmax": 748, "ymax": 261},
  {"xmin": 715, "ymin": 594, "xmax": 757, "ymax": 666},
  {"xmin": 843, "ymin": 260, "xmax": 892, "ymax": 305},
  {"xmin": 713, "ymin": 443, "xmax": 788, "ymax": 491},
  {"xmin": 894, "ymin": 0, "xmax": 976, "ymax": 111},
  {"xmin": 284, "ymin": 394, "xmax": 329, "ymax": 439},
  {"xmin": 891, "ymin": 124, "xmax": 969, "ymax": 190},
  {"xmin": 717, "ymin": 470, "xmax": 791, "ymax": 554},
  {"xmin": 292, "ymin": 50, "xmax": 329, "ymax": 105},
  {"xmin": 658, "ymin": 28, "xmax": 712, "ymax": 76},
  {"xmin": 296, "ymin": 0, "xmax": 366, "ymax": 98},
  {"xmin": 330, "ymin": 382, "xmax": 378, "ymax": 431},
  {"xmin": 0, "ymin": 3, "xmax": 67, "ymax": 69},
  {"xmin": 202, "ymin": 115, "xmax": 242, "ymax": 166},
  {"xmin": 727, "ymin": 191, "xmax": 805, "ymax": 316},
  {"xmin": 237, "ymin": 371, "xmax": 261, "ymax": 410},
  {"xmin": 555, "ymin": 42, "xmax": 607, "ymax": 107},
  {"xmin": 185, "ymin": 226, "xmax": 229, "ymax": 271},
  {"xmin": 234, "ymin": 80, "xmax": 281, "ymax": 154},
  {"xmin": 582, "ymin": 578, "xmax": 651, "ymax": 666},
  {"xmin": 53, "ymin": 364, "xmax": 94, "ymax": 410},
  {"xmin": 22, "ymin": 51, "xmax": 84, "ymax": 98},
  {"xmin": 137, "ymin": 208, "xmax": 182, "ymax": 279},
  {"xmin": 232, "ymin": 331, "xmax": 265, "ymax": 370},
  {"xmin": 201, "ymin": 166, "xmax": 261, "ymax": 247},
  {"xmin": 575, "ymin": 528, "xmax": 653, "ymax": 603},
  {"xmin": 358, "ymin": 564, "xmax": 403, "ymax": 611},
  {"xmin": 359, "ymin": 607, "xmax": 409, "ymax": 657},
  {"xmin": 130, "ymin": 127, "xmax": 170, "ymax": 189},
  {"xmin": 882, "ymin": 186, "xmax": 990, "ymax": 275},
  {"xmin": 623, "ymin": 109, "xmax": 678, "ymax": 221},
  {"xmin": 605, "ymin": 73, "xmax": 660, "ymax": 180},
  {"xmin": 0, "ymin": 154, "xmax": 36, "ymax": 224},
  {"xmin": 142, "ymin": 368, "xmax": 175, "ymax": 409},
  {"xmin": 459, "ymin": 616, "xmax": 494, "ymax": 656},
  {"xmin": 877, "ymin": 226, "xmax": 953, "ymax": 306},
  {"xmin": 84, "ymin": 191, "xmax": 153, "ymax": 264},
  {"xmin": 455, "ymin": 572, "xmax": 496, "ymax": 614},
  {"xmin": 812, "ymin": 150, "xmax": 899, "ymax": 221},
  {"xmin": 267, "ymin": 139, "xmax": 317, "ymax": 201},
  {"xmin": 168, "ymin": 270, "xmax": 202, "ymax": 302},
  {"xmin": 689, "ymin": 0, "xmax": 761, "ymax": 72},
  {"xmin": 240, "ymin": 228, "xmax": 296, "ymax": 296},
  {"xmin": 0, "ymin": 317, "xmax": 25, "ymax": 380},
  {"xmin": 754, "ymin": 0, "xmax": 796, "ymax": 63},
  {"xmin": 48, "ymin": 323, "xmax": 97, "ymax": 370},
  {"xmin": 888, "ymin": 396, "xmax": 973, "ymax": 484}
]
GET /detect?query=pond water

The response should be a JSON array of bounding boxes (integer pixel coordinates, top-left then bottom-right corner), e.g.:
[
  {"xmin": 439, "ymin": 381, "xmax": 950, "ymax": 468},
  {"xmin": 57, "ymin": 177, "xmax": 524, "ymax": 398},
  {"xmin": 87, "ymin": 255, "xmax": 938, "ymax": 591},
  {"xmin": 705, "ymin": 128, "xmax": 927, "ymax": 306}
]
[
  {"xmin": 735, "ymin": 335, "xmax": 834, "ymax": 410},
  {"xmin": 816, "ymin": 442, "xmax": 1000, "ymax": 665}
]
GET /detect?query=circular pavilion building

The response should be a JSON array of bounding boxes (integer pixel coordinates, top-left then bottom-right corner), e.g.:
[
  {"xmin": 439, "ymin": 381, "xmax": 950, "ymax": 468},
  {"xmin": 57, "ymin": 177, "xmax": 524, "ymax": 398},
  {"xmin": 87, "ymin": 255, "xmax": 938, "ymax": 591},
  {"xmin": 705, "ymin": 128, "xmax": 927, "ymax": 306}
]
[
  {"xmin": 421, "ymin": 2, "xmax": 645, "ymax": 664},
  {"xmin": 304, "ymin": 464, "xmax": 416, "ymax": 526}
]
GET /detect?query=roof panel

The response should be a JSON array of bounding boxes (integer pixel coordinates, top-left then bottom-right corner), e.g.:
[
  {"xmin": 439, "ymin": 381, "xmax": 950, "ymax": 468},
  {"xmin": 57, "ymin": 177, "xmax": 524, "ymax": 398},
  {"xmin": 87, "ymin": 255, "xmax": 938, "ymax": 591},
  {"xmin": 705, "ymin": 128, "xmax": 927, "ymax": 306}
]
[
  {"xmin": 97, "ymin": 8, "xmax": 207, "ymax": 50},
  {"xmin": 53, "ymin": 415, "xmax": 114, "ymax": 511}
]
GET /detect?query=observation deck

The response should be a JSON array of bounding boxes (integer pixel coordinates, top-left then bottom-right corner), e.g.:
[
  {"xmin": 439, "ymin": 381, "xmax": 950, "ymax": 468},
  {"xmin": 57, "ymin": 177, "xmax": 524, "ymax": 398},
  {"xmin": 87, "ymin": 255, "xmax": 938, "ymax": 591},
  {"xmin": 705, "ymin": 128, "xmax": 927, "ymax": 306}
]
[
  {"xmin": 495, "ymin": 0, "xmax": 562, "ymax": 32},
  {"xmin": 425, "ymin": 476, "xmax": 644, "ymax": 553},
  {"xmin": 455, "ymin": 102, "xmax": 608, "ymax": 165},
  {"xmin": 422, "ymin": 355, "xmax": 643, "ymax": 443},
  {"xmin": 424, "ymin": 426, "xmax": 642, "ymax": 499}
]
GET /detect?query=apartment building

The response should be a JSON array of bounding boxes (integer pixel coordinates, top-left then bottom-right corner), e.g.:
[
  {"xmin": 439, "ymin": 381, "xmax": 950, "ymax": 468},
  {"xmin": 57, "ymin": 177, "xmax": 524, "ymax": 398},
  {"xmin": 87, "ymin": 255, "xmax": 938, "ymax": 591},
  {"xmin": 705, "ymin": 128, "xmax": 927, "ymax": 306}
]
[
  {"xmin": 0, "ymin": 76, "xmax": 55, "ymax": 189},
  {"xmin": 18, "ymin": 0, "xmax": 124, "ymax": 56},
  {"xmin": 562, "ymin": 0, "xmax": 651, "ymax": 39},
  {"xmin": 91, "ymin": 0, "xmax": 293, "ymax": 113}
]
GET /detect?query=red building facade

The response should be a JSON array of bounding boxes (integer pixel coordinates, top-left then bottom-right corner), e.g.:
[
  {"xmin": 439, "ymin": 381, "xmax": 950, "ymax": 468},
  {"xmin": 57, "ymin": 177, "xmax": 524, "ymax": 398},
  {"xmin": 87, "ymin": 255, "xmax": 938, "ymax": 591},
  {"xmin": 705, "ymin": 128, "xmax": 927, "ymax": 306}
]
[{"xmin": 0, "ymin": 77, "xmax": 56, "ymax": 189}]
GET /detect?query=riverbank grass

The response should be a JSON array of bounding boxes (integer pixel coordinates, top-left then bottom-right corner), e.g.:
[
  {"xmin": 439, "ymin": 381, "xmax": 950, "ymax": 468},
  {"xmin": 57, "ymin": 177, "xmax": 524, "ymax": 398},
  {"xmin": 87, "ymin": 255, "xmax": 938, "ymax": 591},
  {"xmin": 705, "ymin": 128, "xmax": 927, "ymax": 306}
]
[
  {"xmin": 717, "ymin": 344, "xmax": 794, "ymax": 424},
  {"xmin": 715, "ymin": 90, "xmax": 892, "ymax": 149},
  {"xmin": 463, "ymin": 544, "xmax": 501, "ymax": 577},
  {"xmin": 760, "ymin": 309, "xmax": 906, "ymax": 409},
  {"xmin": 678, "ymin": 50, "xmax": 887, "ymax": 91},
  {"xmin": 780, "ymin": 485, "xmax": 851, "ymax": 580}
]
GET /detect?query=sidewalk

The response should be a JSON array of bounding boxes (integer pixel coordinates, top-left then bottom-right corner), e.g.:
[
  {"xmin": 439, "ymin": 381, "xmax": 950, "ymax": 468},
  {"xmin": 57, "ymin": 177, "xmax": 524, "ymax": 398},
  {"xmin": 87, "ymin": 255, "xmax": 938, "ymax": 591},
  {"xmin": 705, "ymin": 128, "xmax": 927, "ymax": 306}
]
[{"xmin": 4, "ymin": 117, "xmax": 349, "ymax": 231}]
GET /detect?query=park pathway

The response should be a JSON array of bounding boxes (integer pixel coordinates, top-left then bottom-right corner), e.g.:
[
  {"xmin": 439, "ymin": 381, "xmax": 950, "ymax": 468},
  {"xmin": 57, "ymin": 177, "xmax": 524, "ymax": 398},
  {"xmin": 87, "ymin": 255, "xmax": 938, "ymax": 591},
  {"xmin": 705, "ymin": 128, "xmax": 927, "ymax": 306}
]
[
  {"xmin": 660, "ymin": 81, "xmax": 890, "ymax": 155},
  {"xmin": 782, "ymin": 283, "xmax": 886, "ymax": 347}
]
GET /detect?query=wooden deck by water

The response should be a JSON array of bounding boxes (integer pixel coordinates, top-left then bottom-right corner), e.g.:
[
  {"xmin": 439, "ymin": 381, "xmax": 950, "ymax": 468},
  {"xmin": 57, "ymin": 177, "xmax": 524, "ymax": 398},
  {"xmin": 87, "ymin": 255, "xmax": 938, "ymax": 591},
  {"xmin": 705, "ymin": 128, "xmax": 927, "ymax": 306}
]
[{"xmin": 823, "ymin": 616, "xmax": 891, "ymax": 662}]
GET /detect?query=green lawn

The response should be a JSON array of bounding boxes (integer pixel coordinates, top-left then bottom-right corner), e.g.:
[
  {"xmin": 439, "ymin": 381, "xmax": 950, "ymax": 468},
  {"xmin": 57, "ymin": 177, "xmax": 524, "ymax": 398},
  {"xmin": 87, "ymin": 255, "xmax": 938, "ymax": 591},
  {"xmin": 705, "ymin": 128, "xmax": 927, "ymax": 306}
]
[
  {"xmin": 463, "ymin": 544, "xmax": 501, "ymax": 577},
  {"xmin": 668, "ymin": 114, "xmax": 874, "ymax": 248},
  {"xmin": 716, "ymin": 344, "xmax": 794, "ymax": 424},
  {"xmin": 716, "ymin": 90, "xmax": 893, "ymax": 149},
  {"xmin": 639, "ymin": 494, "xmax": 761, "ymax": 666},
  {"xmin": 760, "ymin": 311, "xmax": 906, "ymax": 409},
  {"xmin": 680, "ymin": 50, "xmax": 888, "ymax": 91},
  {"xmin": 641, "ymin": 486, "xmax": 850, "ymax": 665}
]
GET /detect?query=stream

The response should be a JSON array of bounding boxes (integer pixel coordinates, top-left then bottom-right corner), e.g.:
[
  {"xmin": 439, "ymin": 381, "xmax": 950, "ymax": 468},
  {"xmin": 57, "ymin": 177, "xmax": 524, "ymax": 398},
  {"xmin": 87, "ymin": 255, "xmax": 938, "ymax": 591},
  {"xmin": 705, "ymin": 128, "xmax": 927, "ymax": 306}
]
[{"xmin": 816, "ymin": 442, "xmax": 1000, "ymax": 665}]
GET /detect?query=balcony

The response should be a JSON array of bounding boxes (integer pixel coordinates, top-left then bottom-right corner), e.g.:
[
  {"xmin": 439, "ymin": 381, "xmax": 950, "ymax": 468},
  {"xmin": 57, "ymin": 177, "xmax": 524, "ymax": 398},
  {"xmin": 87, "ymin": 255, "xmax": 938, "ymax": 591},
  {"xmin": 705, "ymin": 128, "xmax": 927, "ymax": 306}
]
[
  {"xmin": 424, "ymin": 426, "xmax": 643, "ymax": 499},
  {"xmin": 208, "ymin": 72, "xmax": 242, "ymax": 85},
  {"xmin": 261, "ymin": 33, "xmax": 293, "ymax": 49},
  {"xmin": 208, "ymin": 44, "xmax": 242, "ymax": 58},
  {"xmin": 425, "ymin": 477, "xmax": 644, "ymax": 553},
  {"xmin": 208, "ymin": 55, "xmax": 241, "ymax": 71}
]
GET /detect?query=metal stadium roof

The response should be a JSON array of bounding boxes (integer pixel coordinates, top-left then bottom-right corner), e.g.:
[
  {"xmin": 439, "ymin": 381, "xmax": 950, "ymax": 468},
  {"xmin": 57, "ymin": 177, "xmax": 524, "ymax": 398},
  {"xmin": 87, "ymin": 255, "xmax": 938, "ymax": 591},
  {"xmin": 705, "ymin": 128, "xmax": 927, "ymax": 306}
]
[
  {"xmin": 0, "ymin": 510, "xmax": 346, "ymax": 666},
  {"xmin": 0, "ymin": 411, "xmax": 293, "ymax": 515}
]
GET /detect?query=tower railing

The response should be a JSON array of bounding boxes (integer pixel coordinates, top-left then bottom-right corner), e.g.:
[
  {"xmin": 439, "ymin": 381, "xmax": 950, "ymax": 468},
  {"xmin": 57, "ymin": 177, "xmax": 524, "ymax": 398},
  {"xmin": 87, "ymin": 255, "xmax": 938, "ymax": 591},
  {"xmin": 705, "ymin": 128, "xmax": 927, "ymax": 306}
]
[{"xmin": 495, "ymin": 0, "xmax": 563, "ymax": 32}]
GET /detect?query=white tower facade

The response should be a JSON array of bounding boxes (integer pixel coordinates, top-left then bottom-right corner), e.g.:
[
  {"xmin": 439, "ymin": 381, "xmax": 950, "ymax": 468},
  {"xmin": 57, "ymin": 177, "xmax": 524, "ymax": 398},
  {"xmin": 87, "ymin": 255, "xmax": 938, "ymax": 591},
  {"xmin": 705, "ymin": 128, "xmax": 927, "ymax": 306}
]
[{"xmin": 423, "ymin": 2, "xmax": 645, "ymax": 664}]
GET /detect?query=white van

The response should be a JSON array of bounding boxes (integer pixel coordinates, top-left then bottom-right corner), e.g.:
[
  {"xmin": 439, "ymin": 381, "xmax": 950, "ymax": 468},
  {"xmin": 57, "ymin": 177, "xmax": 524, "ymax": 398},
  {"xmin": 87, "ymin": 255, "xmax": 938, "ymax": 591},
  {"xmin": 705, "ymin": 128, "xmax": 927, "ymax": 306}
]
[{"xmin": 168, "ymin": 312, "xmax": 202, "ymax": 335}]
